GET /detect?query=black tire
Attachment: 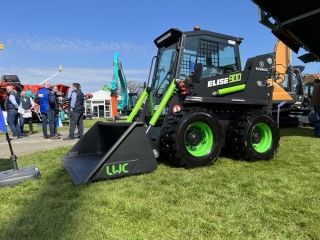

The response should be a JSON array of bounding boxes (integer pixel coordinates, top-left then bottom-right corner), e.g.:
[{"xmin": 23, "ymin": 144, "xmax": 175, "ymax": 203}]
[
  {"xmin": 161, "ymin": 107, "xmax": 222, "ymax": 168},
  {"xmin": 226, "ymin": 110, "xmax": 280, "ymax": 161}
]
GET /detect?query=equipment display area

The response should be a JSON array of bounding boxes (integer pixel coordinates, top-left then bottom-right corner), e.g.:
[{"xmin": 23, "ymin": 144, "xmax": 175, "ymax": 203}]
[{"xmin": 62, "ymin": 26, "xmax": 280, "ymax": 185}]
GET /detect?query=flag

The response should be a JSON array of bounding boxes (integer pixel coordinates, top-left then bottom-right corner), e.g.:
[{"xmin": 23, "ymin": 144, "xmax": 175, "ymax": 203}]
[{"xmin": 0, "ymin": 106, "xmax": 8, "ymax": 133}]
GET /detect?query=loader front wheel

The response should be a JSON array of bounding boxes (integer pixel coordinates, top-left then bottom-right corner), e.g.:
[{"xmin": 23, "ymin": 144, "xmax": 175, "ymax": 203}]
[
  {"xmin": 184, "ymin": 122, "xmax": 214, "ymax": 157},
  {"xmin": 161, "ymin": 108, "xmax": 222, "ymax": 168}
]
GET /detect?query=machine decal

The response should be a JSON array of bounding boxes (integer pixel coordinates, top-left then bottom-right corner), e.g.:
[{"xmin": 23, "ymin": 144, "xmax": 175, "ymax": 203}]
[
  {"xmin": 255, "ymin": 62, "xmax": 268, "ymax": 71},
  {"xmin": 172, "ymin": 105, "xmax": 182, "ymax": 113},
  {"xmin": 106, "ymin": 163, "xmax": 129, "ymax": 176},
  {"xmin": 207, "ymin": 73, "xmax": 242, "ymax": 87}
]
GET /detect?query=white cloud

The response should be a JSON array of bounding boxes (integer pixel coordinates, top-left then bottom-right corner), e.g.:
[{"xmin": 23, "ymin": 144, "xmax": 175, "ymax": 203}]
[
  {"xmin": 0, "ymin": 66, "xmax": 149, "ymax": 94},
  {"xmin": 1, "ymin": 34, "xmax": 154, "ymax": 54}
]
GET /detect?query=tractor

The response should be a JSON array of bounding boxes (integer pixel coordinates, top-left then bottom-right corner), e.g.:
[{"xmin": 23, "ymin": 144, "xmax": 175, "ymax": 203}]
[{"xmin": 61, "ymin": 26, "xmax": 280, "ymax": 185}]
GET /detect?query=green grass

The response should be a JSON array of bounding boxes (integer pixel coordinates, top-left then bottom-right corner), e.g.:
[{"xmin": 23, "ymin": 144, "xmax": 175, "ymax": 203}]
[{"xmin": 0, "ymin": 127, "xmax": 319, "ymax": 239}]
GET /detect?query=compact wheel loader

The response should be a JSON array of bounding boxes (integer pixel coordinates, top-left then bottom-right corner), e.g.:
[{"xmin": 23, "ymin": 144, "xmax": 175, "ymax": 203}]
[{"xmin": 61, "ymin": 26, "xmax": 280, "ymax": 185}]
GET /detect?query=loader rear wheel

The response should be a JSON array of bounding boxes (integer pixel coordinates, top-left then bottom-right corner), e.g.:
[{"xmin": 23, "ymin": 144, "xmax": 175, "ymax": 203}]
[
  {"xmin": 161, "ymin": 107, "xmax": 222, "ymax": 168},
  {"xmin": 226, "ymin": 110, "xmax": 279, "ymax": 161},
  {"xmin": 251, "ymin": 122, "xmax": 272, "ymax": 153}
]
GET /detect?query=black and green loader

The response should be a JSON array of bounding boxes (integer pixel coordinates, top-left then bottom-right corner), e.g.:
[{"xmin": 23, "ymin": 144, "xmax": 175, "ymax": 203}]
[{"xmin": 61, "ymin": 26, "xmax": 280, "ymax": 185}]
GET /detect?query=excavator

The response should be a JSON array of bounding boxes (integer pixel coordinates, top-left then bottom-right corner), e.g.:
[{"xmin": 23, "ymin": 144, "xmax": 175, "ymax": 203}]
[
  {"xmin": 103, "ymin": 53, "xmax": 138, "ymax": 121},
  {"xmin": 251, "ymin": 0, "xmax": 320, "ymax": 63},
  {"xmin": 268, "ymin": 39, "xmax": 306, "ymax": 127},
  {"xmin": 252, "ymin": 0, "xmax": 320, "ymax": 126}
]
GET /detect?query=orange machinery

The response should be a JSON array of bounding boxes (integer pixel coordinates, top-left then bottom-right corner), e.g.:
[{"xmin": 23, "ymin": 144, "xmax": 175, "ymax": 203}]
[{"xmin": 267, "ymin": 40, "xmax": 306, "ymax": 127}]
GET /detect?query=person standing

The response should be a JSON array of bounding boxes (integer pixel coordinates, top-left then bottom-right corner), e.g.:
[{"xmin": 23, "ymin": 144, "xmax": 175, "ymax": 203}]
[
  {"xmin": 63, "ymin": 83, "xmax": 84, "ymax": 140},
  {"xmin": 5, "ymin": 85, "xmax": 22, "ymax": 138},
  {"xmin": 37, "ymin": 82, "xmax": 60, "ymax": 140},
  {"xmin": 19, "ymin": 90, "xmax": 35, "ymax": 135},
  {"xmin": 302, "ymin": 94, "xmax": 311, "ymax": 108},
  {"xmin": 310, "ymin": 78, "xmax": 320, "ymax": 137},
  {"xmin": 51, "ymin": 85, "xmax": 62, "ymax": 137}
]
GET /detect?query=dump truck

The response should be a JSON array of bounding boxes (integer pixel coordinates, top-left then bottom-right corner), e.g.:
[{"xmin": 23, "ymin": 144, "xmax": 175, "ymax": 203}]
[{"xmin": 61, "ymin": 26, "xmax": 280, "ymax": 185}]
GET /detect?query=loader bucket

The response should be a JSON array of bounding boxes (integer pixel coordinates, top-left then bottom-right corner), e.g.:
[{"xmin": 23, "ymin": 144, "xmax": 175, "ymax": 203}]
[{"xmin": 61, "ymin": 121, "xmax": 158, "ymax": 185}]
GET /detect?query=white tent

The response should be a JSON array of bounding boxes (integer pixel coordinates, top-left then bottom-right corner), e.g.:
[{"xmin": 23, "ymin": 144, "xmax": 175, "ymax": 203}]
[{"xmin": 85, "ymin": 90, "xmax": 113, "ymax": 118}]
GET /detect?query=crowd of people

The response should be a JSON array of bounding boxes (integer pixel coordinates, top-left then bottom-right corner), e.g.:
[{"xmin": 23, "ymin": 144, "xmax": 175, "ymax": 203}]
[
  {"xmin": 4, "ymin": 78, "xmax": 320, "ymax": 140},
  {"xmin": 4, "ymin": 81, "xmax": 85, "ymax": 140}
]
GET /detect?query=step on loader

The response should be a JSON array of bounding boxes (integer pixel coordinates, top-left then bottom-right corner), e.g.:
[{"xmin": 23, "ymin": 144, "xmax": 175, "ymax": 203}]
[{"xmin": 61, "ymin": 26, "xmax": 280, "ymax": 185}]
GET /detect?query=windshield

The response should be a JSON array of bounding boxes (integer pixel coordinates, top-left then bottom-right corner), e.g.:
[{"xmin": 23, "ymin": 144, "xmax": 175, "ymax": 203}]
[
  {"xmin": 180, "ymin": 35, "xmax": 239, "ymax": 79},
  {"xmin": 152, "ymin": 43, "xmax": 177, "ymax": 96}
]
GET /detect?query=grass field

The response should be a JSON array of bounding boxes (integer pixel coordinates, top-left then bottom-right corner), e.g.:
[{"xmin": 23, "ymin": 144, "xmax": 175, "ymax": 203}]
[{"xmin": 0, "ymin": 127, "xmax": 319, "ymax": 239}]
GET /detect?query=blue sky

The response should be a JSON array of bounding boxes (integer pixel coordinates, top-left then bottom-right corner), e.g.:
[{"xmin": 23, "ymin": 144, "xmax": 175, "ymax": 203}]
[{"xmin": 1, "ymin": 0, "xmax": 319, "ymax": 95}]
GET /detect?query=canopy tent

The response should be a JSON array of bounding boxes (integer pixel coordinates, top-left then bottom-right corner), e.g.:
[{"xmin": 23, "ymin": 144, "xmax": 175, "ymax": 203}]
[{"xmin": 252, "ymin": 0, "xmax": 320, "ymax": 63}]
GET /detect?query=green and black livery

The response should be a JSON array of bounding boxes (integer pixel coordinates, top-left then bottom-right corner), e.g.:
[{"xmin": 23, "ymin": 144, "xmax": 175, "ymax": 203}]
[{"xmin": 61, "ymin": 27, "xmax": 280, "ymax": 185}]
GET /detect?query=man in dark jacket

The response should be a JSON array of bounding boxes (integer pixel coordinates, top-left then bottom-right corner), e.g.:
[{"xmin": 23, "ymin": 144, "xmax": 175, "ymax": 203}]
[
  {"xmin": 51, "ymin": 85, "xmax": 62, "ymax": 137},
  {"xmin": 5, "ymin": 85, "xmax": 22, "ymax": 138},
  {"xmin": 63, "ymin": 83, "xmax": 84, "ymax": 140},
  {"xmin": 302, "ymin": 94, "xmax": 311, "ymax": 108},
  {"xmin": 37, "ymin": 82, "xmax": 60, "ymax": 140},
  {"xmin": 19, "ymin": 90, "xmax": 35, "ymax": 135},
  {"xmin": 310, "ymin": 78, "xmax": 320, "ymax": 137}
]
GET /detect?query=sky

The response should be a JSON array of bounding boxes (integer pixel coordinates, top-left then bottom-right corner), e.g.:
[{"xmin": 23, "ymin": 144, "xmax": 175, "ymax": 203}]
[{"xmin": 1, "ymin": 0, "xmax": 319, "ymax": 95}]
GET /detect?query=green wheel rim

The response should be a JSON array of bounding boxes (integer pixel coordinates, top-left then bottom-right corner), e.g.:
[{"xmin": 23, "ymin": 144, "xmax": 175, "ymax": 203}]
[
  {"xmin": 251, "ymin": 123, "xmax": 272, "ymax": 153},
  {"xmin": 185, "ymin": 122, "xmax": 214, "ymax": 157}
]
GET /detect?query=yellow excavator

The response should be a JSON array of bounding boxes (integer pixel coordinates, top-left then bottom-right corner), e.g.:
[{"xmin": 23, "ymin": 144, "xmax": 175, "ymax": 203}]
[
  {"xmin": 268, "ymin": 39, "xmax": 305, "ymax": 127},
  {"xmin": 252, "ymin": 0, "xmax": 320, "ymax": 126}
]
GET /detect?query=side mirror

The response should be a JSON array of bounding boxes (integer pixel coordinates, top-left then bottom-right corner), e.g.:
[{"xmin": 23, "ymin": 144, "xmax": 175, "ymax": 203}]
[{"xmin": 191, "ymin": 63, "xmax": 203, "ymax": 83}]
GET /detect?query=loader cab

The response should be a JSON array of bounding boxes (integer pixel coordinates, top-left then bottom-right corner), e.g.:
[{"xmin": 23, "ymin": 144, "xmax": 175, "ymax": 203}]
[
  {"xmin": 152, "ymin": 27, "xmax": 243, "ymax": 105},
  {"xmin": 178, "ymin": 31, "xmax": 242, "ymax": 80}
]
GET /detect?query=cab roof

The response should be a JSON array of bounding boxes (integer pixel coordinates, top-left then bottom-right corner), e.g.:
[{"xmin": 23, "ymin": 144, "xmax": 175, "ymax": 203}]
[{"xmin": 154, "ymin": 28, "xmax": 243, "ymax": 48}]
